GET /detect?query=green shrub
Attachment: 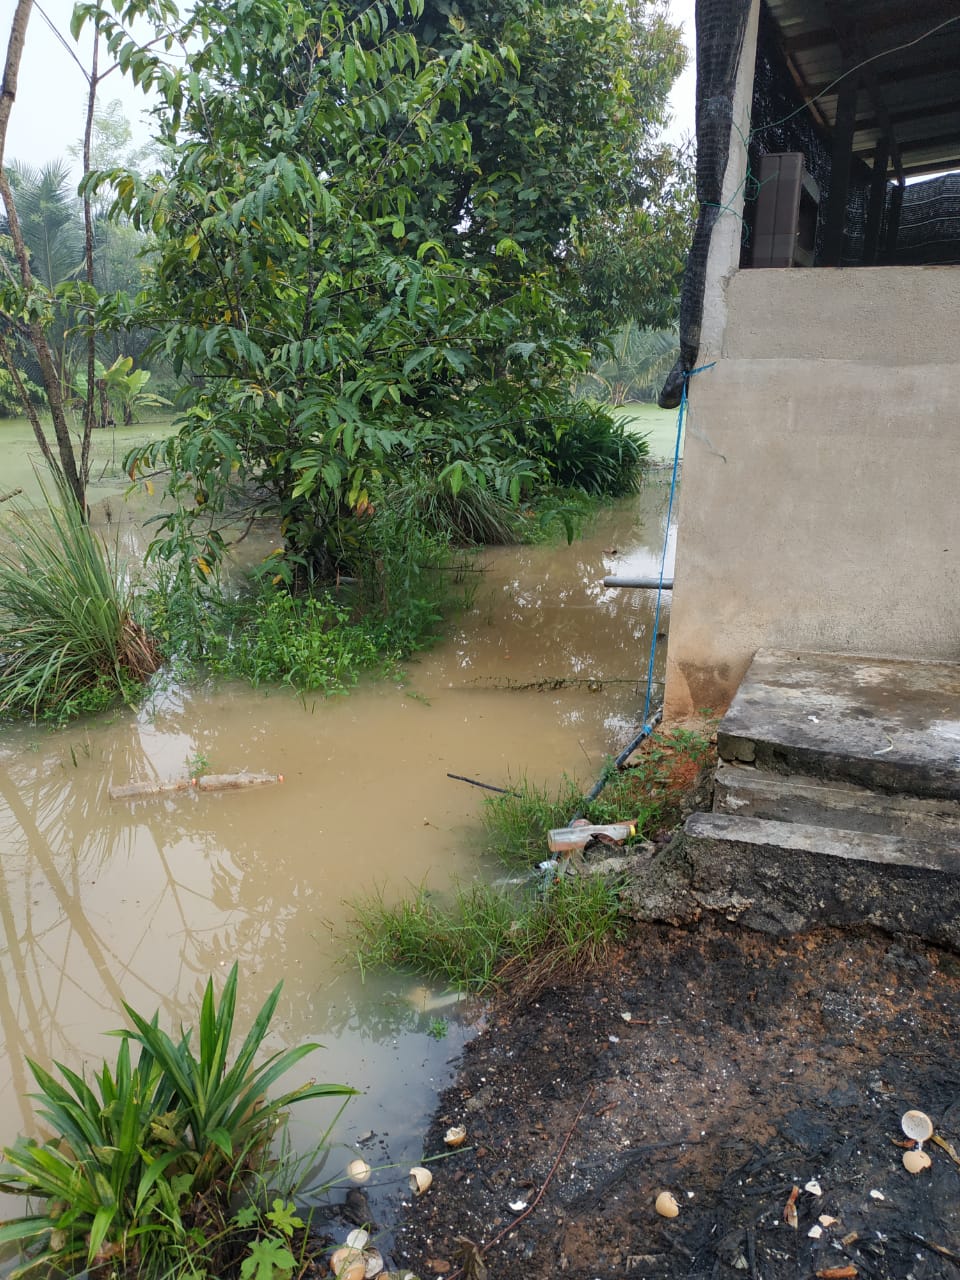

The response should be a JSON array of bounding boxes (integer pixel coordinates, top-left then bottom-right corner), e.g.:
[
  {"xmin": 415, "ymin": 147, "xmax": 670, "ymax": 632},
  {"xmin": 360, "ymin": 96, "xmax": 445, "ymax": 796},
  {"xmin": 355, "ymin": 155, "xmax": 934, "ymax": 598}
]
[
  {"xmin": 0, "ymin": 964, "xmax": 355, "ymax": 1279},
  {"xmin": 0, "ymin": 469, "xmax": 161, "ymax": 721},
  {"xmin": 351, "ymin": 874, "xmax": 624, "ymax": 997},
  {"xmin": 516, "ymin": 399, "xmax": 649, "ymax": 496},
  {"xmin": 207, "ymin": 591, "xmax": 391, "ymax": 692},
  {"xmin": 387, "ymin": 475, "xmax": 524, "ymax": 546}
]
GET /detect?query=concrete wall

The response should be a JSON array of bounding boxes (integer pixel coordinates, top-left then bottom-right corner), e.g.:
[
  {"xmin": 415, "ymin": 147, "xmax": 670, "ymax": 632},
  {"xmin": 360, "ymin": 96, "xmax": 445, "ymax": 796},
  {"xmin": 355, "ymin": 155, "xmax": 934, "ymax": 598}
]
[{"xmin": 664, "ymin": 265, "xmax": 960, "ymax": 720}]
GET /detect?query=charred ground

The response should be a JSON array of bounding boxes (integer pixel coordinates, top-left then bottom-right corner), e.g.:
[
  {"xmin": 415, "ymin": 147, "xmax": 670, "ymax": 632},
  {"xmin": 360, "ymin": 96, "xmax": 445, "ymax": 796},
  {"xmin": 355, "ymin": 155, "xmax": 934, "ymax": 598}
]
[{"xmin": 393, "ymin": 919, "xmax": 960, "ymax": 1280}]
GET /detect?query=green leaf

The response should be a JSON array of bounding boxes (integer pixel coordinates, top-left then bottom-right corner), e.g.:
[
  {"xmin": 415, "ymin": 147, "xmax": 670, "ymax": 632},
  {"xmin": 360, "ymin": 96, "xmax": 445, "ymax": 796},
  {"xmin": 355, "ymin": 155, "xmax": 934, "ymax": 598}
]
[{"xmin": 240, "ymin": 1237, "xmax": 296, "ymax": 1280}]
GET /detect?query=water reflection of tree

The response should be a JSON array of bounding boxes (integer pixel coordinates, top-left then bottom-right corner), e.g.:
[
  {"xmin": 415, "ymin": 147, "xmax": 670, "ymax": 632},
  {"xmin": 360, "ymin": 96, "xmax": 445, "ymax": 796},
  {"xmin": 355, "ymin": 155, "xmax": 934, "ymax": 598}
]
[
  {"xmin": 446, "ymin": 481, "xmax": 674, "ymax": 686},
  {"xmin": 0, "ymin": 695, "xmax": 439, "ymax": 1115}
]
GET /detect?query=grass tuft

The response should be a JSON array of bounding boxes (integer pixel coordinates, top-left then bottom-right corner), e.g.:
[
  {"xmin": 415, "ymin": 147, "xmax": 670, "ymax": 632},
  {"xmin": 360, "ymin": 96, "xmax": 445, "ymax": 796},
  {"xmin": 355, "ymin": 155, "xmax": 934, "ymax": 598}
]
[
  {"xmin": 0, "ymin": 468, "xmax": 161, "ymax": 721},
  {"xmin": 352, "ymin": 873, "xmax": 624, "ymax": 999},
  {"xmin": 482, "ymin": 727, "xmax": 716, "ymax": 868}
]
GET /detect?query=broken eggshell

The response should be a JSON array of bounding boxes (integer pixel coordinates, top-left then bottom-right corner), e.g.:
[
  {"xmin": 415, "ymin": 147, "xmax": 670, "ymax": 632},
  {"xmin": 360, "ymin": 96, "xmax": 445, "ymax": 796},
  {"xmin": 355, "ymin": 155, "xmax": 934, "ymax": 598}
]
[
  {"xmin": 346, "ymin": 1157, "xmax": 372, "ymax": 1185},
  {"xmin": 903, "ymin": 1148, "xmax": 933, "ymax": 1174},
  {"xmin": 363, "ymin": 1248, "xmax": 385, "ymax": 1278},
  {"xmin": 329, "ymin": 1247, "xmax": 365, "ymax": 1280},
  {"xmin": 408, "ymin": 1166, "xmax": 433, "ymax": 1196},
  {"xmin": 443, "ymin": 1125, "xmax": 467, "ymax": 1147},
  {"xmin": 655, "ymin": 1190, "xmax": 680, "ymax": 1219},
  {"xmin": 345, "ymin": 1229, "xmax": 370, "ymax": 1251},
  {"xmin": 901, "ymin": 1109, "xmax": 934, "ymax": 1145}
]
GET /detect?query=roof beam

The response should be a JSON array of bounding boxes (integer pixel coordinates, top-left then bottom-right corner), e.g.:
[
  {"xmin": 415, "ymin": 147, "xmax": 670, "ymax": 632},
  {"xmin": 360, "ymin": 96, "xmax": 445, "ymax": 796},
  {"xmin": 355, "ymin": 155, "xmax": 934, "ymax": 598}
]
[{"xmin": 824, "ymin": 1, "xmax": 906, "ymax": 183}]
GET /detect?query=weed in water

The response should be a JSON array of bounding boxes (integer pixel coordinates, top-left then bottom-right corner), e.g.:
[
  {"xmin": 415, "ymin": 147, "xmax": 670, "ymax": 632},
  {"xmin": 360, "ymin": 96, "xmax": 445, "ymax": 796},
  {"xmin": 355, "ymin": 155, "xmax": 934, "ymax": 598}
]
[
  {"xmin": 0, "ymin": 963, "xmax": 355, "ymax": 1280},
  {"xmin": 480, "ymin": 774, "xmax": 585, "ymax": 867},
  {"xmin": 351, "ymin": 883, "xmax": 517, "ymax": 993},
  {"xmin": 427, "ymin": 1017, "xmax": 448, "ymax": 1041},
  {"xmin": 187, "ymin": 751, "xmax": 211, "ymax": 780},
  {"xmin": 0, "ymin": 469, "xmax": 161, "ymax": 722},
  {"xmin": 351, "ymin": 873, "xmax": 623, "ymax": 998}
]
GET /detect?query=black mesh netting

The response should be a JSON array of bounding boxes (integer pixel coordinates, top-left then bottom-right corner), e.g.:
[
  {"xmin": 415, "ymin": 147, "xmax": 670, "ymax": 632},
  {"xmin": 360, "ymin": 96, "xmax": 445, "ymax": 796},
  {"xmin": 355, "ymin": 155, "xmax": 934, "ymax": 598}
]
[
  {"xmin": 893, "ymin": 174, "xmax": 960, "ymax": 265},
  {"xmin": 659, "ymin": 0, "xmax": 752, "ymax": 409},
  {"xmin": 659, "ymin": 0, "xmax": 960, "ymax": 408},
  {"xmin": 742, "ymin": 1, "xmax": 874, "ymax": 269}
]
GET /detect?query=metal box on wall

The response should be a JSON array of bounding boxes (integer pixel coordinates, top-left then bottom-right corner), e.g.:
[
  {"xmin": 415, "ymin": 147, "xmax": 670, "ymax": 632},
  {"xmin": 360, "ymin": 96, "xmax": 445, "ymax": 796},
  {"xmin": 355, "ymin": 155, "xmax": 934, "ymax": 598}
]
[{"xmin": 752, "ymin": 152, "xmax": 820, "ymax": 267}]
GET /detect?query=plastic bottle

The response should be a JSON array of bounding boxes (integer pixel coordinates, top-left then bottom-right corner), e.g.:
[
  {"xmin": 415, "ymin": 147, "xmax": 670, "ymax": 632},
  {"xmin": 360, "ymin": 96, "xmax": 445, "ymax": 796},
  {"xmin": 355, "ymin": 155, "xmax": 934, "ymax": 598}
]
[{"xmin": 547, "ymin": 821, "xmax": 637, "ymax": 853}]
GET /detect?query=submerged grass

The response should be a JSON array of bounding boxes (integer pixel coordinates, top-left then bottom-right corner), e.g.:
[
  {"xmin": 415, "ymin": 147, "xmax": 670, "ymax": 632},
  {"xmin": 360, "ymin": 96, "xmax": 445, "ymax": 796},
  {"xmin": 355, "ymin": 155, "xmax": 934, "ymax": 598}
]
[
  {"xmin": 352, "ymin": 727, "xmax": 715, "ymax": 995},
  {"xmin": 352, "ymin": 873, "xmax": 624, "ymax": 997}
]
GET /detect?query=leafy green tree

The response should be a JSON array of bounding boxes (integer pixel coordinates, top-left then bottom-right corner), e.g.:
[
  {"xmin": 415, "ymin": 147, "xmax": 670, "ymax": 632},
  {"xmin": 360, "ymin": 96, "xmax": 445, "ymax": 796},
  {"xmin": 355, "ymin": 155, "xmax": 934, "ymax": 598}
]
[
  {"xmin": 347, "ymin": 0, "xmax": 691, "ymax": 341},
  {"xmin": 77, "ymin": 0, "xmax": 593, "ymax": 579},
  {"xmin": 77, "ymin": 0, "xmax": 688, "ymax": 581}
]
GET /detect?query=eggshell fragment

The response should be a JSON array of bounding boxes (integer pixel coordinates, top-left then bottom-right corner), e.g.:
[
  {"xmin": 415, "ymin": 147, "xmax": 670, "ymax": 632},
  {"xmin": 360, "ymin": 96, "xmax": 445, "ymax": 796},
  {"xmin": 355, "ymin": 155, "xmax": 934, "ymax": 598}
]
[
  {"xmin": 330, "ymin": 1247, "xmax": 365, "ymax": 1280},
  {"xmin": 345, "ymin": 1229, "xmax": 369, "ymax": 1251},
  {"xmin": 346, "ymin": 1158, "xmax": 372, "ymax": 1184},
  {"xmin": 443, "ymin": 1125, "xmax": 467, "ymax": 1147},
  {"xmin": 901, "ymin": 1109, "xmax": 934, "ymax": 1144},
  {"xmin": 903, "ymin": 1148, "xmax": 932, "ymax": 1174},
  {"xmin": 408, "ymin": 1166, "xmax": 433, "ymax": 1195},
  {"xmin": 655, "ymin": 1190, "xmax": 680, "ymax": 1219},
  {"xmin": 363, "ymin": 1248, "xmax": 385, "ymax": 1278}
]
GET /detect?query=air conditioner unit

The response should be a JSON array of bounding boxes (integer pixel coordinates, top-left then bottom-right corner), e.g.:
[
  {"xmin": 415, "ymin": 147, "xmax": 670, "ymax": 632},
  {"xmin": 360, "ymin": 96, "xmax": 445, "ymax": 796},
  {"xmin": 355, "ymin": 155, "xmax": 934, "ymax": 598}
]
[{"xmin": 752, "ymin": 152, "xmax": 820, "ymax": 267}]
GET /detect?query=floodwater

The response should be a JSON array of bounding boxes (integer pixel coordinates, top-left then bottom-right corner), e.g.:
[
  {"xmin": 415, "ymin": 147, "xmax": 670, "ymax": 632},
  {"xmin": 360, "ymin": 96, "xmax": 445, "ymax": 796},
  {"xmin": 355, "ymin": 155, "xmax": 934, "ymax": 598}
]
[{"xmin": 0, "ymin": 474, "xmax": 676, "ymax": 1224}]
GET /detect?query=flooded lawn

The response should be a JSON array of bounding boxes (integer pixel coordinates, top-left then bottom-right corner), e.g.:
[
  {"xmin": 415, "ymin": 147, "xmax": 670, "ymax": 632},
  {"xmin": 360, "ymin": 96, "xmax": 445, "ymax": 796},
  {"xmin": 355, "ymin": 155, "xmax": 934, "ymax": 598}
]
[{"xmin": 0, "ymin": 473, "xmax": 676, "ymax": 1222}]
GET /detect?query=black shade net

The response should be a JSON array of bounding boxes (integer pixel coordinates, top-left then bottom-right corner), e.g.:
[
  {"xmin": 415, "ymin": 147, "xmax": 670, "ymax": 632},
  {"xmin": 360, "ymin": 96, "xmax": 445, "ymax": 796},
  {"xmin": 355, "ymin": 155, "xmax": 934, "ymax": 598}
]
[{"xmin": 660, "ymin": 0, "xmax": 960, "ymax": 409}]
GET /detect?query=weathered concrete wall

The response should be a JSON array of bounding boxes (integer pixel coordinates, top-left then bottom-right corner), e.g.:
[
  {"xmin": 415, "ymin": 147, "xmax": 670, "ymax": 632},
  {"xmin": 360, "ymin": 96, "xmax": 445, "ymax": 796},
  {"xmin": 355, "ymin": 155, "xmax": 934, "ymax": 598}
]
[{"xmin": 665, "ymin": 265, "xmax": 960, "ymax": 720}]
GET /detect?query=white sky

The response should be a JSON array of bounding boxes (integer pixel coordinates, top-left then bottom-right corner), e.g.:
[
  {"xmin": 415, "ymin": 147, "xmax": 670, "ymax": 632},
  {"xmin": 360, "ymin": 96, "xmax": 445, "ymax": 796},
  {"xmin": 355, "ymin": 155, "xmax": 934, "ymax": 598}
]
[{"xmin": 3, "ymin": 0, "xmax": 697, "ymax": 169}]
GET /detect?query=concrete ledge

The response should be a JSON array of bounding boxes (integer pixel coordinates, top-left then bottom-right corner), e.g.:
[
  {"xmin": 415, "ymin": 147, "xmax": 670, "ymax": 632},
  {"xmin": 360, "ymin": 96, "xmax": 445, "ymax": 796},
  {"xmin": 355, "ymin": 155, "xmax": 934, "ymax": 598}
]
[
  {"xmin": 723, "ymin": 266, "xmax": 960, "ymax": 364},
  {"xmin": 683, "ymin": 811, "xmax": 960, "ymax": 949},
  {"xmin": 717, "ymin": 650, "xmax": 960, "ymax": 800},
  {"xmin": 713, "ymin": 761, "xmax": 960, "ymax": 839}
]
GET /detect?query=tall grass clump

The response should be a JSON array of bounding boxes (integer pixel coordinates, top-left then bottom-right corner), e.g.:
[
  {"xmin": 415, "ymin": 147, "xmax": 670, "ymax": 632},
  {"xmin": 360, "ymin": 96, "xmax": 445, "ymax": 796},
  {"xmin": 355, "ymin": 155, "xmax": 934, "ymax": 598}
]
[
  {"xmin": 352, "ymin": 874, "xmax": 624, "ymax": 999},
  {"xmin": 387, "ymin": 475, "xmax": 524, "ymax": 547},
  {"xmin": 0, "ymin": 470, "xmax": 160, "ymax": 721},
  {"xmin": 0, "ymin": 964, "xmax": 355, "ymax": 1280},
  {"xmin": 516, "ymin": 400, "xmax": 649, "ymax": 497}
]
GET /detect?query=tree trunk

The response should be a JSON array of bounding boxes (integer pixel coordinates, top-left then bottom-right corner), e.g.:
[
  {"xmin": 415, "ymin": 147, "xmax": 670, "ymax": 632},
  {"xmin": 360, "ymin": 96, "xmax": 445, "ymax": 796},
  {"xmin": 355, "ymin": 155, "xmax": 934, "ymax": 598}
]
[{"xmin": 0, "ymin": 0, "xmax": 86, "ymax": 511}]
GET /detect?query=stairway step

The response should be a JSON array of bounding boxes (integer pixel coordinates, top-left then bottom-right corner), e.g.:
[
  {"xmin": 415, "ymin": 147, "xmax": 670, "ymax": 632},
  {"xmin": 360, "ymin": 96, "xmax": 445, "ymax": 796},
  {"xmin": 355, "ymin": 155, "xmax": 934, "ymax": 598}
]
[
  {"xmin": 713, "ymin": 761, "xmax": 960, "ymax": 838},
  {"xmin": 717, "ymin": 649, "xmax": 960, "ymax": 800},
  {"xmin": 683, "ymin": 811, "xmax": 960, "ymax": 948}
]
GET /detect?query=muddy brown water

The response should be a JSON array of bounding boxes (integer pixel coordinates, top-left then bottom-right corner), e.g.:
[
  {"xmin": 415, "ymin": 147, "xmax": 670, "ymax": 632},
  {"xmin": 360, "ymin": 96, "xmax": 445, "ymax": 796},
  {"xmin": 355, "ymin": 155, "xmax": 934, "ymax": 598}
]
[{"xmin": 0, "ymin": 475, "xmax": 676, "ymax": 1227}]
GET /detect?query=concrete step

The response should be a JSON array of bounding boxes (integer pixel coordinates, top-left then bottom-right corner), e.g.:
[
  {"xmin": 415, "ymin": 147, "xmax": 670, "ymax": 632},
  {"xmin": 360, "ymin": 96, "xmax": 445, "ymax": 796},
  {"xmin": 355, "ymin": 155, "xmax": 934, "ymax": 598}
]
[
  {"xmin": 713, "ymin": 761, "xmax": 960, "ymax": 839},
  {"xmin": 683, "ymin": 810, "xmax": 960, "ymax": 948},
  {"xmin": 717, "ymin": 649, "xmax": 960, "ymax": 800}
]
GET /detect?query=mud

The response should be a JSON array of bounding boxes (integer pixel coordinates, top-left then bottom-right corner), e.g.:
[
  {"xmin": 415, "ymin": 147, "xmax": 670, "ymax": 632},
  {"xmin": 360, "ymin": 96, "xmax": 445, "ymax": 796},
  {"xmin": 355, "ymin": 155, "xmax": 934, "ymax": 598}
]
[{"xmin": 395, "ymin": 922, "xmax": 960, "ymax": 1279}]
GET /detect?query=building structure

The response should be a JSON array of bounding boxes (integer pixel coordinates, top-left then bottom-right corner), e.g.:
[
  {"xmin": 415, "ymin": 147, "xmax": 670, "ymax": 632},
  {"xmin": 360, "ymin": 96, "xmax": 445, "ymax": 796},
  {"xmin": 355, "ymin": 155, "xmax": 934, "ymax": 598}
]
[{"xmin": 661, "ymin": 0, "xmax": 960, "ymax": 720}]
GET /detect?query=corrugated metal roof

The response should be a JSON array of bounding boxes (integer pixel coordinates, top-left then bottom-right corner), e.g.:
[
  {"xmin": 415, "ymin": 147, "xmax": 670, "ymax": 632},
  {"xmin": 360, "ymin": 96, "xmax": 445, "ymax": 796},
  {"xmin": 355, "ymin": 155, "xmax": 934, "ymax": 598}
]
[{"xmin": 764, "ymin": 0, "xmax": 960, "ymax": 177}]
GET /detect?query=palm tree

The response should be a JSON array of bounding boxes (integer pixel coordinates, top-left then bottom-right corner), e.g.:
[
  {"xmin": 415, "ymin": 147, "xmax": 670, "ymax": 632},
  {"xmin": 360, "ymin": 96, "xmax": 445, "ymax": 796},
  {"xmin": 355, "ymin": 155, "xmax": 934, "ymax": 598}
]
[
  {"xmin": 584, "ymin": 323, "xmax": 679, "ymax": 407},
  {"xmin": 4, "ymin": 160, "xmax": 85, "ymax": 392}
]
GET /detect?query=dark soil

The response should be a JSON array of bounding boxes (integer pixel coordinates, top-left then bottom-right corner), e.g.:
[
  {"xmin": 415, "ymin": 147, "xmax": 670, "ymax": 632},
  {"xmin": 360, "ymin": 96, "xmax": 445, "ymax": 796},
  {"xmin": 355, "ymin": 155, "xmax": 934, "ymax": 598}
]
[{"xmin": 392, "ymin": 920, "xmax": 960, "ymax": 1280}]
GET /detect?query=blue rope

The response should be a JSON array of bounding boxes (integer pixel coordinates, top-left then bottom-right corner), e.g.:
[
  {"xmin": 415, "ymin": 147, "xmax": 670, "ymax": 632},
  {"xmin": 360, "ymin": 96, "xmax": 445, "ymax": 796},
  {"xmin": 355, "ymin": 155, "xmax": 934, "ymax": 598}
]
[
  {"xmin": 638, "ymin": 361, "xmax": 715, "ymax": 731},
  {"xmin": 577, "ymin": 361, "xmax": 716, "ymax": 806}
]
